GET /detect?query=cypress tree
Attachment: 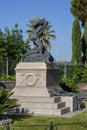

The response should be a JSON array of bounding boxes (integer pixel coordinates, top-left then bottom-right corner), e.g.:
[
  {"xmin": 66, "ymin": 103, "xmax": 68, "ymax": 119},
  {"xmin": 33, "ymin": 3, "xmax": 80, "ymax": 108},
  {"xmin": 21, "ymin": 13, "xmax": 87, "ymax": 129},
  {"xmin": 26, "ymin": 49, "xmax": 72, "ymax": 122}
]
[
  {"xmin": 72, "ymin": 17, "xmax": 82, "ymax": 64},
  {"xmin": 82, "ymin": 33, "xmax": 86, "ymax": 64},
  {"xmin": 70, "ymin": 0, "xmax": 87, "ymax": 27},
  {"xmin": 84, "ymin": 19, "xmax": 87, "ymax": 64}
]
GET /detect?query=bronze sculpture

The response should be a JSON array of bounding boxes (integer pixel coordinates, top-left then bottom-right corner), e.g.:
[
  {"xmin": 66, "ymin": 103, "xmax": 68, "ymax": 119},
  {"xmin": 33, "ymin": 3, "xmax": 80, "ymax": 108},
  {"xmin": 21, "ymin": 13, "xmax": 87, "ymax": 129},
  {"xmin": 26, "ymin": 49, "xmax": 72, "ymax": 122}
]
[{"xmin": 23, "ymin": 18, "xmax": 54, "ymax": 63}]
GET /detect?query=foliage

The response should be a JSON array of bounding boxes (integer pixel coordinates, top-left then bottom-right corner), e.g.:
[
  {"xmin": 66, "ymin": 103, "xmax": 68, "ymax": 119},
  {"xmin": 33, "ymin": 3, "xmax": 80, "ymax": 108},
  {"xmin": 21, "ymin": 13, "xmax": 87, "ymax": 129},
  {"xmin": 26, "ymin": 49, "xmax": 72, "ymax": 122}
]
[
  {"xmin": 0, "ymin": 30, "xmax": 7, "ymax": 60},
  {"xmin": 72, "ymin": 65, "xmax": 87, "ymax": 83},
  {"xmin": 0, "ymin": 25, "xmax": 28, "ymax": 59},
  {"xmin": 0, "ymin": 59, "xmax": 17, "ymax": 76},
  {"xmin": 59, "ymin": 64, "xmax": 87, "ymax": 92},
  {"xmin": 84, "ymin": 19, "xmax": 87, "ymax": 63},
  {"xmin": 2, "ymin": 25, "xmax": 28, "ymax": 61},
  {"xmin": 81, "ymin": 69, "xmax": 87, "ymax": 83},
  {"xmin": 72, "ymin": 66, "xmax": 83, "ymax": 83},
  {"xmin": 0, "ymin": 24, "xmax": 30, "ymax": 75},
  {"xmin": 82, "ymin": 33, "xmax": 86, "ymax": 63},
  {"xmin": 84, "ymin": 19, "xmax": 87, "ymax": 45},
  {"xmin": 59, "ymin": 78, "xmax": 77, "ymax": 92},
  {"xmin": 0, "ymin": 88, "xmax": 19, "ymax": 114},
  {"xmin": 72, "ymin": 17, "xmax": 82, "ymax": 64},
  {"xmin": 0, "ymin": 75, "xmax": 16, "ymax": 81},
  {"xmin": 70, "ymin": 0, "xmax": 87, "ymax": 65},
  {"xmin": 26, "ymin": 17, "xmax": 56, "ymax": 51},
  {"xmin": 70, "ymin": 0, "xmax": 87, "ymax": 26}
]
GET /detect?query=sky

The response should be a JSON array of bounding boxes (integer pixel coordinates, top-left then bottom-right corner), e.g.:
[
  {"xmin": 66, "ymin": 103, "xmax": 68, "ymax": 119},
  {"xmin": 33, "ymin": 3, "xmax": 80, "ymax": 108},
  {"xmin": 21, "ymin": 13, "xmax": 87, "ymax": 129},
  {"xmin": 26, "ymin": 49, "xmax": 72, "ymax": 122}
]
[{"xmin": 0, "ymin": 0, "xmax": 74, "ymax": 62}]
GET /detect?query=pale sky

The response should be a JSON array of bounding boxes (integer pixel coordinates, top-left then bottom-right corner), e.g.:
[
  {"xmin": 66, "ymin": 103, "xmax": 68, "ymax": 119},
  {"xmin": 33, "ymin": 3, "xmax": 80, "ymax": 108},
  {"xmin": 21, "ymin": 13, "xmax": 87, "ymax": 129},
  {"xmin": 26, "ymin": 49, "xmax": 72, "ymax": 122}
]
[{"xmin": 0, "ymin": 0, "xmax": 74, "ymax": 61}]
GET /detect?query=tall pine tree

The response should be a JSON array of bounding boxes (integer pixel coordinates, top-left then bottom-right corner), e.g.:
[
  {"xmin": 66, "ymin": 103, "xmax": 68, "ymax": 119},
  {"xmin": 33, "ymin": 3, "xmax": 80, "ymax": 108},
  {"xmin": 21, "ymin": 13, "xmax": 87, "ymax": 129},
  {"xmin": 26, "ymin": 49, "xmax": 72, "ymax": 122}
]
[{"xmin": 72, "ymin": 17, "xmax": 82, "ymax": 64}]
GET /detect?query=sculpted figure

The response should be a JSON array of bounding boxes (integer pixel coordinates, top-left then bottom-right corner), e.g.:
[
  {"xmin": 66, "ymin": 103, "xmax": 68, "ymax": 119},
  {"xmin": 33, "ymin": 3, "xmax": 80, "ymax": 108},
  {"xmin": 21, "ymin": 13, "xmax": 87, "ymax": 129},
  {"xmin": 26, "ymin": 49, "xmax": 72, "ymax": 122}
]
[
  {"xmin": 23, "ymin": 18, "xmax": 56, "ymax": 63},
  {"xmin": 31, "ymin": 18, "xmax": 48, "ymax": 54}
]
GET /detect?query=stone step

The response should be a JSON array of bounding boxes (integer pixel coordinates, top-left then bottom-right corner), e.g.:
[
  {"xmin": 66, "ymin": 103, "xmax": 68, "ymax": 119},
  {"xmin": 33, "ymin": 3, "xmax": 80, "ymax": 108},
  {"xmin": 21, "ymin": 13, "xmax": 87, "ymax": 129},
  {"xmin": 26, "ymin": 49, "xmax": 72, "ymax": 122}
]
[
  {"xmin": 19, "ymin": 101, "xmax": 65, "ymax": 109},
  {"xmin": 13, "ymin": 96, "xmax": 61, "ymax": 103},
  {"xmin": 58, "ymin": 102, "xmax": 66, "ymax": 109},
  {"xmin": 60, "ymin": 107, "xmax": 70, "ymax": 115},
  {"xmin": 12, "ymin": 95, "xmax": 73, "ymax": 115},
  {"xmin": 27, "ymin": 107, "xmax": 70, "ymax": 116}
]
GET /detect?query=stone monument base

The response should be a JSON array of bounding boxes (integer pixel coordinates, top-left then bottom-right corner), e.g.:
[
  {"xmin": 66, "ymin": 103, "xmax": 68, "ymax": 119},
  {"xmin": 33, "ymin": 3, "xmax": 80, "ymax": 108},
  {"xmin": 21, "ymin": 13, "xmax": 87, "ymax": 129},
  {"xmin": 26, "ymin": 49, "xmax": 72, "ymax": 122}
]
[{"xmin": 12, "ymin": 62, "xmax": 78, "ymax": 116}]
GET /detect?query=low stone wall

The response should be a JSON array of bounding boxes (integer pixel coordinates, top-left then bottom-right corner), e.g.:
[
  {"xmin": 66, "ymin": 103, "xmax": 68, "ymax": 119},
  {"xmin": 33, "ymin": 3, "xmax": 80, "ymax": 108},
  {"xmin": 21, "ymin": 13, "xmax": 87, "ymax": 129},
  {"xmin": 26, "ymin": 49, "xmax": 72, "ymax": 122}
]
[
  {"xmin": 77, "ymin": 83, "xmax": 87, "ymax": 100},
  {"xmin": 0, "ymin": 81, "xmax": 15, "ymax": 90},
  {"xmin": 78, "ymin": 83, "xmax": 87, "ymax": 90}
]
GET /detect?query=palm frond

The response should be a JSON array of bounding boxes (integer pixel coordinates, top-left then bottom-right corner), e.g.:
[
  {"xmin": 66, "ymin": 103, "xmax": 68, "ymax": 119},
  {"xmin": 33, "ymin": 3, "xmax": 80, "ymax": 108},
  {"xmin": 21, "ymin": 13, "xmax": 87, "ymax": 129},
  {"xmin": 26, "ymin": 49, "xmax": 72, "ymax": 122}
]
[
  {"xmin": 26, "ymin": 30, "xmax": 33, "ymax": 33},
  {"xmin": 47, "ymin": 30, "xmax": 55, "ymax": 34},
  {"xmin": 0, "ymin": 88, "xmax": 19, "ymax": 114},
  {"xmin": 46, "ymin": 34, "xmax": 56, "ymax": 40},
  {"xmin": 26, "ymin": 18, "xmax": 56, "ymax": 51}
]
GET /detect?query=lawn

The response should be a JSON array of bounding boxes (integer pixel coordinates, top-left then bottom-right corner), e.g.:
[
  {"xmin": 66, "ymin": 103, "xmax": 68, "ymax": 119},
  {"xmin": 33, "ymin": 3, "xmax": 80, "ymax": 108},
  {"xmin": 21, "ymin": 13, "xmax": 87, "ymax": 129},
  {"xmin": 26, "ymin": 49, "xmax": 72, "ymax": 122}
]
[
  {"xmin": 0, "ymin": 101, "xmax": 87, "ymax": 130},
  {"xmin": 1, "ymin": 108, "xmax": 87, "ymax": 130}
]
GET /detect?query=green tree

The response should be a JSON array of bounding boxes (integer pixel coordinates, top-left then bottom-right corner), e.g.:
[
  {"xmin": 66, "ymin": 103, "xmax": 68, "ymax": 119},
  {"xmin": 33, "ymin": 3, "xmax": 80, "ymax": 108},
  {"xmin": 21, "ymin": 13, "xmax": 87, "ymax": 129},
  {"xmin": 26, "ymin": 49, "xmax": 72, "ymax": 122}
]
[
  {"xmin": 4, "ymin": 24, "xmax": 28, "ymax": 61},
  {"xmin": 82, "ymin": 33, "xmax": 86, "ymax": 63},
  {"xmin": 0, "ymin": 24, "xmax": 29, "ymax": 75},
  {"xmin": 84, "ymin": 19, "xmax": 87, "ymax": 63},
  {"xmin": 0, "ymin": 29, "xmax": 8, "ymax": 75},
  {"xmin": 0, "ymin": 24, "xmax": 29, "ymax": 62},
  {"xmin": 0, "ymin": 29, "xmax": 7, "ymax": 60},
  {"xmin": 70, "ymin": 0, "xmax": 87, "ymax": 27},
  {"xmin": 70, "ymin": 0, "xmax": 87, "ymax": 65},
  {"xmin": 26, "ymin": 17, "xmax": 56, "ymax": 51},
  {"xmin": 72, "ymin": 17, "xmax": 82, "ymax": 64},
  {"xmin": 0, "ymin": 88, "xmax": 19, "ymax": 114}
]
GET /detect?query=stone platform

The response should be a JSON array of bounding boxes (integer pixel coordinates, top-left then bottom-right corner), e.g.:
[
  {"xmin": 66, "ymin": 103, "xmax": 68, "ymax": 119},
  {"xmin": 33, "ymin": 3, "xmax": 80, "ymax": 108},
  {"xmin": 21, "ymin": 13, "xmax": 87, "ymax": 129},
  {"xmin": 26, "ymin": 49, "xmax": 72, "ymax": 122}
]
[{"xmin": 12, "ymin": 62, "xmax": 78, "ymax": 116}]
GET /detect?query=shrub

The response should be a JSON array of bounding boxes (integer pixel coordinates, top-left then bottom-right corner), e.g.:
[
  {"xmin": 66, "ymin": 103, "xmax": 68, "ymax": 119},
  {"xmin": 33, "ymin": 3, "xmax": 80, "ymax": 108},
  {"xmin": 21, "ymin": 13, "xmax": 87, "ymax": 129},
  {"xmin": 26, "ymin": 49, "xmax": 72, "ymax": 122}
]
[
  {"xmin": 72, "ymin": 67, "xmax": 83, "ymax": 83},
  {"xmin": 59, "ymin": 78, "xmax": 77, "ymax": 92},
  {"xmin": 0, "ymin": 75, "xmax": 15, "ymax": 81},
  {"xmin": 0, "ymin": 88, "xmax": 19, "ymax": 114},
  {"xmin": 59, "ymin": 65, "xmax": 87, "ymax": 92}
]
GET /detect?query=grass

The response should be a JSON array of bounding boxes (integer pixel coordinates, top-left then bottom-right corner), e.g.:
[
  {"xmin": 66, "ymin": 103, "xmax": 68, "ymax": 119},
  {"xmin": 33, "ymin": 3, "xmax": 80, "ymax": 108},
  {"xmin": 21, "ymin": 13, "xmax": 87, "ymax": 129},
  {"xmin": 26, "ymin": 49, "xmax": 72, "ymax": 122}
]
[
  {"xmin": 0, "ymin": 101, "xmax": 87, "ymax": 130},
  {"xmin": 1, "ymin": 109, "xmax": 87, "ymax": 130}
]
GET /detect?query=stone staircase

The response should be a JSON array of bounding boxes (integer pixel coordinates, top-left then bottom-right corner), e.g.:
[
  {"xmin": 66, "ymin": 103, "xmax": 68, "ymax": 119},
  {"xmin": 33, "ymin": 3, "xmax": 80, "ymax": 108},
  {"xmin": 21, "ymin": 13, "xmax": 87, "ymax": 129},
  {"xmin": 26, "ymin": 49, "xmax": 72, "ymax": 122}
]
[{"xmin": 14, "ymin": 96, "xmax": 70, "ymax": 116}]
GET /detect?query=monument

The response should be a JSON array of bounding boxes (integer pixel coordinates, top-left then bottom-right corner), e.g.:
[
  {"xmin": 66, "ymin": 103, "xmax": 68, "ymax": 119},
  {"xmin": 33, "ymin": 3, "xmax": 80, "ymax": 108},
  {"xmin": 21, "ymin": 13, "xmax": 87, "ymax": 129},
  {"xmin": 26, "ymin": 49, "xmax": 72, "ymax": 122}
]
[{"xmin": 12, "ymin": 18, "xmax": 78, "ymax": 116}]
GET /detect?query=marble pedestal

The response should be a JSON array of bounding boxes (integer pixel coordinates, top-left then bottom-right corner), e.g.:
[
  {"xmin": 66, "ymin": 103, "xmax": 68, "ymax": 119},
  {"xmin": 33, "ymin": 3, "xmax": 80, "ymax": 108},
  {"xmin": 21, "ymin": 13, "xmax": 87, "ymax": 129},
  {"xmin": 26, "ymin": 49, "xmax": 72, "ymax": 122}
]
[
  {"xmin": 14, "ymin": 62, "xmax": 60, "ymax": 97},
  {"xmin": 12, "ymin": 62, "xmax": 78, "ymax": 116}
]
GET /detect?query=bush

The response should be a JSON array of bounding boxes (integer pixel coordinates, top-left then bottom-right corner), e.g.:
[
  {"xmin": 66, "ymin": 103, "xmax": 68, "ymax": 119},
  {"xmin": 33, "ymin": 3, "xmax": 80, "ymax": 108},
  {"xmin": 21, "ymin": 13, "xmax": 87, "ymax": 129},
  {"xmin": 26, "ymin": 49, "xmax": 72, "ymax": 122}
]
[
  {"xmin": 0, "ymin": 75, "xmax": 15, "ymax": 81},
  {"xmin": 0, "ymin": 88, "xmax": 19, "ymax": 114},
  {"xmin": 71, "ymin": 66, "xmax": 87, "ymax": 83},
  {"xmin": 59, "ymin": 78, "xmax": 77, "ymax": 92},
  {"xmin": 59, "ymin": 65, "xmax": 87, "ymax": 92},
  {"xmin": 81, "ymin": 69, "xmax": 87, "ymax": 83},
  {"xmin": 72, "ymin": 67, "xmax": 83, "ymax": 83}
]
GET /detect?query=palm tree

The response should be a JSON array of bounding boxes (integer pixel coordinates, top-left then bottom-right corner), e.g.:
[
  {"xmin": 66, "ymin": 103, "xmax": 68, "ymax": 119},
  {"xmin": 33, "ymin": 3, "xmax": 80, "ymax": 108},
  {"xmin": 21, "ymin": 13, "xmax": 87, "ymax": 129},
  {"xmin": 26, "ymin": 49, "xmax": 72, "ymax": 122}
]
[
  {"xmin": 26, "ymin": 17, "xmax": 56, "ymax": 51},
  {"xmin": 0, "ymin": 88, "xmax": 19, "ymax": 114}
]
